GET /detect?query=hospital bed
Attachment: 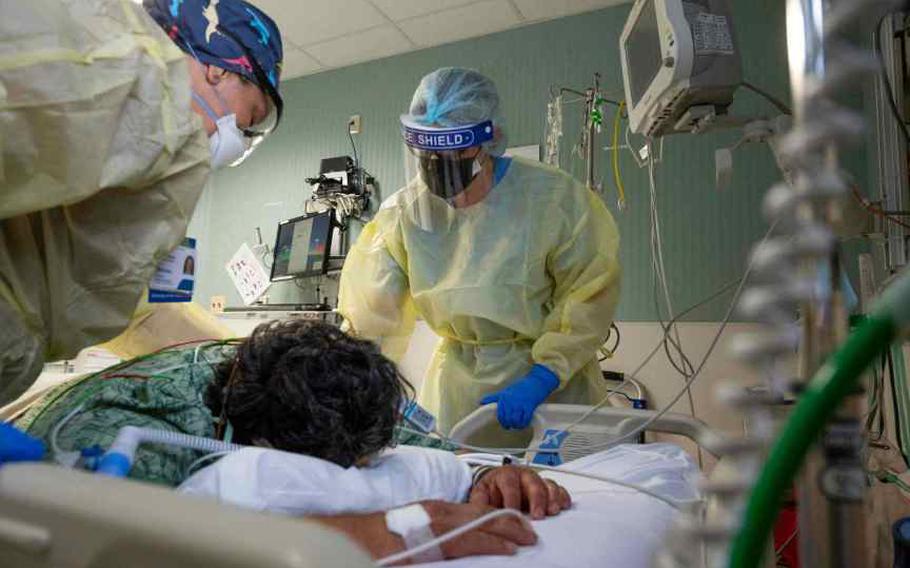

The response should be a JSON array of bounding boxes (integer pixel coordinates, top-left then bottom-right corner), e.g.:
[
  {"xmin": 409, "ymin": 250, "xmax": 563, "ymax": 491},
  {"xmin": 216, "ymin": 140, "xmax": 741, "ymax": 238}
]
[
  {"xmin": 0, "ymin": 463, "xmax": 372, "ymax": 567},
  {"xmin": 449, "ymin": 403, "xmax": 720, "ymax": 463},
  {"xmin": 0, "ymin": 404, "xmax": 732, "ymax": 567},
  {"xmin": 447, "ymin": 404, "xmax": 773, "ymax": 568}
]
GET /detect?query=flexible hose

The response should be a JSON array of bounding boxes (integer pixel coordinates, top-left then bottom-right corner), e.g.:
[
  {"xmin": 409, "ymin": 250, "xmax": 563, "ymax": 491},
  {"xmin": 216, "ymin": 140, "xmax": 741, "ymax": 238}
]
[
  {"xmin": 97, "ymin": 426, "xmax": 245, "ymax": 477},
  {"xmin": 728, "ymin": 270, "xmax": 910, "ymax": 567}
]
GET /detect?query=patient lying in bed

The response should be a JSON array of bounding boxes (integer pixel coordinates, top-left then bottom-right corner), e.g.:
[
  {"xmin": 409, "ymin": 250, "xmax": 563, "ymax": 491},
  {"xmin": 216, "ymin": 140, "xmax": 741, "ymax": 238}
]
[
  {"xmin": 14, "ymin": 319, "xmax": 451, "ymax": 486},
  {"xmin": 12, "ymin": 317, "xmax": 699, "ymax": 565},
  {"xmin": 180, "ymin": 441, "xmax": 700, "ymax": 567}
]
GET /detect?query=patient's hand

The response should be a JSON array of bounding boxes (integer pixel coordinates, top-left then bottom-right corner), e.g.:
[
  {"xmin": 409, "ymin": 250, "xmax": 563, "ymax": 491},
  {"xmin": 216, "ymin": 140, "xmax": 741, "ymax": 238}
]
[
  {"xmin": 312, "ymin": 500, "xmax": 537, "ymax": 563},
  {"xmin": 420, "ymin": 500, "xmax": 537, "ymax": 559},
  {"xmin": 469, "ymin": 465, "xmax": 572, "ymax": 520}
]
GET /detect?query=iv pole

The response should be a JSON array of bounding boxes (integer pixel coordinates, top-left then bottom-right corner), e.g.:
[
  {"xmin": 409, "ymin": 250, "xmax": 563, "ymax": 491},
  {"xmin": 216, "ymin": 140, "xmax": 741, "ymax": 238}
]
[{"xmin": 553, "ymin": 72, "xmax": 618, "ymax": 193}]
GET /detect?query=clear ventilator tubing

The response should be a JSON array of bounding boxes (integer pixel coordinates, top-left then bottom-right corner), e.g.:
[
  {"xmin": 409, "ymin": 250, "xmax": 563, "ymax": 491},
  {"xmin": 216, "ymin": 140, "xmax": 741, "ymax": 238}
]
[{"xmin": 96, "ymin": 426, "xmax": 245, "ymax": 477}]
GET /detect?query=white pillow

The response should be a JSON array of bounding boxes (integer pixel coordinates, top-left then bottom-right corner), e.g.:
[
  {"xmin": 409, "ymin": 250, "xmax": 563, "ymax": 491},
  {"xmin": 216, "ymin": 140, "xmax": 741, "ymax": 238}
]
[{"xmin": 178, "ymin": 445, "xmax": 472, "ymax": 516}]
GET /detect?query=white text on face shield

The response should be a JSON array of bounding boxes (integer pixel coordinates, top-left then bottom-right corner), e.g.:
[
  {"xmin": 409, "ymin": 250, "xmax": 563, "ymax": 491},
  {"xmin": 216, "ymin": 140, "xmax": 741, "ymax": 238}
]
[{"xmin": 405, "ymin": 130, "xmax": 475, "ymax": 150}]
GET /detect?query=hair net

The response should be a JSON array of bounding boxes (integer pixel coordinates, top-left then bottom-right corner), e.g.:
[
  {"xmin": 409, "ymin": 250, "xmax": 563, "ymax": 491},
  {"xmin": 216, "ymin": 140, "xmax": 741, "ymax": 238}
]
[
  {"xmin": 406, "ymin": 67, "xmax": 508, "ymax": 156},
  {"xmin": 144, "ymin": 0, "xmax": 284, "ymax": 122}
]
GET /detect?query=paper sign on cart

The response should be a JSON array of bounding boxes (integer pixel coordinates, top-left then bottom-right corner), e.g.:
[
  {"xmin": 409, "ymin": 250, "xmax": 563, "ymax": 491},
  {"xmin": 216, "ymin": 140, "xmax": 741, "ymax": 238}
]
[{"xmin": 225, "ymin": 243, "xmax": 271, "ymax": 306}]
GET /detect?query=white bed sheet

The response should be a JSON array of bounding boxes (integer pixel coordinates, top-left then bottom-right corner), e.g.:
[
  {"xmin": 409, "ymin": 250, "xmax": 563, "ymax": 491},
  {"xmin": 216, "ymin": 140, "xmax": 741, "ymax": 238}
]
[
  {"xmin": 179, "ymin": 445, "xmax": 473, "ymax": 515},
  {"xmin": 180, "ymin": 442, "xmax": 700, "ymax": 568},
  {"xmin": 420, "ymin": 443, "xmax": 700, "ymax": 568}
]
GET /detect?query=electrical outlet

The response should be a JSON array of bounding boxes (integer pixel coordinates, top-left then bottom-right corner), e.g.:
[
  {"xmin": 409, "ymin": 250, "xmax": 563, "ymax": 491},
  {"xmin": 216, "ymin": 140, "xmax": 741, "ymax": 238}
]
[
  {"xmin": 349, "ymin": 114, "xmax": 362, "ymax": 134},
  {"xmin": 210, "ymin": 295, "xmax": 226, "ymax": 313}
]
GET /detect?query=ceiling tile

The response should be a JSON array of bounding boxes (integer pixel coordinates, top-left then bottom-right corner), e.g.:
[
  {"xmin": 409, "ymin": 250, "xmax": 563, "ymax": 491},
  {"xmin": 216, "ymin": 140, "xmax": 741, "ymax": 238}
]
[
  {"xmin": 368, "ymin": 0, "xmax": 479, "ymax": 21},
  {"xmin": 512, "ymin": 0, "xmax": 628, "ymax": 21},
  {"xmin": 305, "ymin": 25, "xmax": 413, "ymax": 69},
  {"xmin": 398, "ymin": 0, "xmax": 520, "ymax": 48},
  {"xmin": 248, "ymin": 0, "xmax": 387, "ymax": 46},
  {"xmin": 280, "ymin": 48, "xmax": 324, "ymax": 79}
]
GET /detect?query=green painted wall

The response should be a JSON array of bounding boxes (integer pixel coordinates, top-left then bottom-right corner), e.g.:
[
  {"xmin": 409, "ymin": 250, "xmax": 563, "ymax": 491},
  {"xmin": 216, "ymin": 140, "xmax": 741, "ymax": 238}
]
[{"xmin": 191, "ymin": 1, "xmax": 803, "ymax": 321}]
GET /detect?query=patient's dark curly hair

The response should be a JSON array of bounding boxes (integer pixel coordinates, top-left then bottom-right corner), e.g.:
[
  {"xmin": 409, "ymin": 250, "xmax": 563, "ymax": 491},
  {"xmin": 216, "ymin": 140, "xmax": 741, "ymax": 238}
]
[{"xmin": 205, "ymin": 320, "xmax": 413, "ymax": 468}]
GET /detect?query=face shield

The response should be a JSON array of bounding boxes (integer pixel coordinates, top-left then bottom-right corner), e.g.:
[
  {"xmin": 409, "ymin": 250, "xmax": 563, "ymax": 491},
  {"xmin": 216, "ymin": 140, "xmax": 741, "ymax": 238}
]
[{"xmin": 401, "ymin": 116, "xmax": 495, "ymax": 202}]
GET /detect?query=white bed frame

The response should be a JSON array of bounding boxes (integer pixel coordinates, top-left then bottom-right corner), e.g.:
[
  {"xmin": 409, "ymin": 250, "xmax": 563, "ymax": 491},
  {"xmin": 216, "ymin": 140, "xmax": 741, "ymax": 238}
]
[
  {"xmin": 0, "ymin": 464, "xmax": 372, "ymax": 567},
  {"xmin": 449, "ymin": 403, "xmax": 721, "ymax": 463}
]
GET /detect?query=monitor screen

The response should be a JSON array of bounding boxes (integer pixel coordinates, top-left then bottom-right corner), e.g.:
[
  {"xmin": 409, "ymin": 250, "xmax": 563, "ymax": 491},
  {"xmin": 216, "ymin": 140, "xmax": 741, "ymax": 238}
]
[
  {"xmin": 624, "ymin": 0, "xmax": 664, "ymax": 108},
  {"xmin": 270, "ymin": 211, "xmax": 333, "ymax": 281}
]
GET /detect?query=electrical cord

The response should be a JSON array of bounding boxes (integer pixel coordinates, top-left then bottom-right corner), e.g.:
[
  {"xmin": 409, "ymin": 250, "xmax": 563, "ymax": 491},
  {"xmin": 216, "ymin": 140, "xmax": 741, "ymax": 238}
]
[
  {"xmin": 653, "ymin": 274, "xmax": 699, "ymax": 380},
  {"xmin": 775, "ymin": 529, "xmax": 799, "ymax": 559},
  {"xmin": 879, "ymin": 469, "xmax": 910, "ymax": 493},
  {"xmin": 740, "ymin": 81, "xmax": 793, "ymax": 115},
  {"xmin": 612, "ymin": 101, "xmax": 628, "ymax": 209},
  {"xmin": 551, "ymin": 221, "xmax": 778, "ymax": 453},
  {"xmin": 606, "ymin": 390, "xmax": 636, "ymax": 404},
  {"xmin": 625, "ymin": 124, "xmax": 648, "ymax": 169},
  {"xmin": 623, "ymin": 377, "xmax": 646, "ymax": 400},
  {"xmin": 598, "ymin": 322, "xmax": 621, "ymax": 361},
  {"xmin": 851, "ymin": 184, "xmax": 910, "ymax": 230},
  {"xmin": 647, "ymin": 149, "xmax": 702, "ymax": 467},
  {"xmin": 874, "ymin": 14, "xmax": 910, "ymax": 145},
  {"xmin": 348, "ymin": 125, "xmax": 361, "ymax": 180},
  {"xmin": 398, "ymin": 427, "xmax": 528, "ymax": 455}
]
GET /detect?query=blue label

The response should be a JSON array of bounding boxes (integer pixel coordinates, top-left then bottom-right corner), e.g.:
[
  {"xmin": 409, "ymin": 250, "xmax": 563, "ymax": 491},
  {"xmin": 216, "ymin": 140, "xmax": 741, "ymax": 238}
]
[
  {"xmin": 149, "ymin": 238, "xmax": 196, "ymax": 303},
  {"xmin": 400, "ymin": 400, "xmax": 436, "ymax": 433},
  {"xmin": 401, "ymin": 120, "xmax": 494, "ymax": 151},
  {"xmin": 532, "ymin": 429, "xmax": 568, "ymax": 466}
]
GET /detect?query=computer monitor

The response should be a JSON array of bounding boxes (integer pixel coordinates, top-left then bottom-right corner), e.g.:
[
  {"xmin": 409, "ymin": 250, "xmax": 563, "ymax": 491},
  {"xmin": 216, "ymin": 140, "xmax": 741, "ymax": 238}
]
[
  {"xmin": 270, "ymin": 211, "xmax": 334, "ymax": 281},
  {"xmin": 620, "ymin": 0, "xmax": 742, "ymax": 138}
]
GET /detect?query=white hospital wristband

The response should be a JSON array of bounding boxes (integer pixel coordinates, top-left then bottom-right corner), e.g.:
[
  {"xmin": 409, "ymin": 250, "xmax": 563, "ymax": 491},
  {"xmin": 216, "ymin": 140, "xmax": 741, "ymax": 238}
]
[{"xmin": 384, "ymin": 504, "xmax": 443, "ymax": 563}]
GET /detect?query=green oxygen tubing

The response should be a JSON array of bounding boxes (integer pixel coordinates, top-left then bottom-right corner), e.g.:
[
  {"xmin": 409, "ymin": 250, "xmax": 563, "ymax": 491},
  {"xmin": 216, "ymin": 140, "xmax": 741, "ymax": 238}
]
[{"xmin": 728, "ymin": 269, "xmax": 910, "ymax": 568}]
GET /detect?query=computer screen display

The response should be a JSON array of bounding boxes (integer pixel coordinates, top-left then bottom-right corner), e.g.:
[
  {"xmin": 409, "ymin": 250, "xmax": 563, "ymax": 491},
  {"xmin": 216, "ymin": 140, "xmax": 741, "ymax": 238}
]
[
  {"xmin": 270, "ymin": 211, "xmax": 333, "ymax": 281},
  {"xmin": 624, "ymin": 0, "xmax": 664, "ymax": 108}
]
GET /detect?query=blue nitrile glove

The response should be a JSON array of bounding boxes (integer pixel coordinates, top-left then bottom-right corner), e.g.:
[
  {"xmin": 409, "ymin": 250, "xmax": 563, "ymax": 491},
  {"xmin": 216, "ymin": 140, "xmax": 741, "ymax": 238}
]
[
  {"xmin": 0, "ymin": 421, "xmax": 46, "ymax": 466},
  {"xmin": 480, "ymin": 364, "xmax": 559, "ymax": 430}
]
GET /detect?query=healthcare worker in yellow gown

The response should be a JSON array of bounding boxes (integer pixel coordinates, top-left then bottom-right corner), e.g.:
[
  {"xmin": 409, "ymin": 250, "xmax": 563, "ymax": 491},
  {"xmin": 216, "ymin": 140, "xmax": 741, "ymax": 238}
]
[
  {"xmin": 0, "ymin": 0, "xmax": 285, "ymax": 405},
  {"xmin": 339, "ymin": 68, "xmax": 621, "ymax": 446}
]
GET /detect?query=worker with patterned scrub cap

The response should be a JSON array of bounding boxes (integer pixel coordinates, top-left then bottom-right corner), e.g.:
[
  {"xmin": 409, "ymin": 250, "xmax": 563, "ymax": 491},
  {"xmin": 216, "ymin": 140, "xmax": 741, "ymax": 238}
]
[
  {"xmin": 0, "ymin": 13, "xmax": 557, "ymax": 561},
  {"xmin": 0, "ymin": 0, "xmax": 283, "ymax": 407},
  {"xmin": 339, "ymin": 67, "xmax": 621, "ymax": 446}
]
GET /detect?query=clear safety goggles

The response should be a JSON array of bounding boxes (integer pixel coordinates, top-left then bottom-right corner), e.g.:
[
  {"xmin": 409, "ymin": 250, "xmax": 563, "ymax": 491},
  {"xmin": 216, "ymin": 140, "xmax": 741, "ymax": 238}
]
[
  {"xmin": 229, "ymin": 74, "xmax": 280, "ymax": 167},
  {"xmin": 207, "ymin": 27, "xmax": 284, "ymax": 165},
  {"xmin": 232, "ymin": 110, "xmax": 273, "ymax": 166}
]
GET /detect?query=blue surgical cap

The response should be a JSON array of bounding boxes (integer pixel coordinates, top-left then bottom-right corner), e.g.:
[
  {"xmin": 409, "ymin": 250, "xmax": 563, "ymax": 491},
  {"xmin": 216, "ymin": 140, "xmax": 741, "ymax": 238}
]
[
  {"xmin": 406, "ymin": 67, "xmax": 508, "ymax": 155},
  {"xmin": 144, "ymin": 0, "xmax": 284, "ymax": 120}
]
